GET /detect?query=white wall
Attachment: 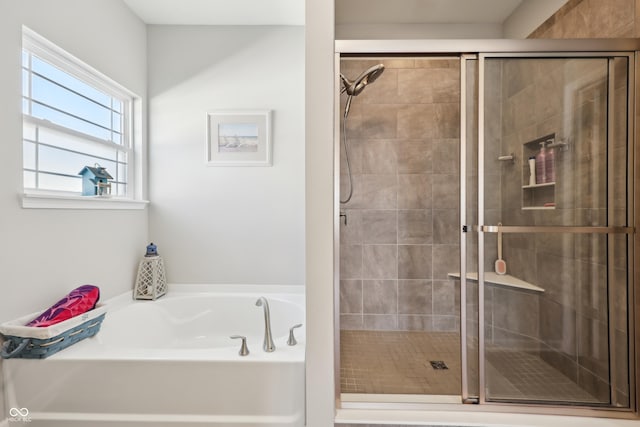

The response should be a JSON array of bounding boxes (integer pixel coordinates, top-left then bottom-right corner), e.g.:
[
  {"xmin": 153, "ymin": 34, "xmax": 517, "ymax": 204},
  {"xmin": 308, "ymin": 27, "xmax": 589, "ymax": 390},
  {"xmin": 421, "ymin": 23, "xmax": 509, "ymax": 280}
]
[
  {"xmin": 147, "ymin": 25, "xmax": 305, "ymax": 285},
  {"xmin": 305, "ymin": 0, "xmax": 336, "ymax": 424},
  {"xmin": 0, "ymin": 0, "xmax": 148, "ymax": 421},
  {"xmin": 0, "ymin": 0, "xmax": 148, "ymax": 320}
]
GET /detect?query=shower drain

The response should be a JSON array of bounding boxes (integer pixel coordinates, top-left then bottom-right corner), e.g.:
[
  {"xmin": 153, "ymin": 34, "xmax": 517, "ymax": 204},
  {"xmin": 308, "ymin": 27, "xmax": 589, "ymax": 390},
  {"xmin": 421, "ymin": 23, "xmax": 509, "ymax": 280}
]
[{"xmin": 429, "ymin": 360, "xmax": 449, "ymax": 370}]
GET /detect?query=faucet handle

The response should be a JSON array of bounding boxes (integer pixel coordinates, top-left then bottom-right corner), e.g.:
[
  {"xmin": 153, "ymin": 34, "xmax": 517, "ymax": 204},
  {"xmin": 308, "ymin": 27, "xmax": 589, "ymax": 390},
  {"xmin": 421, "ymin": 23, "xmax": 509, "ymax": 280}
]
[
  {"xmin": 230, "ymin": 335, "xmax": 250, "ymax": 356},
  {"xmin": 287, "ymin": 324, "xmax": 303, "ymax": 346}
]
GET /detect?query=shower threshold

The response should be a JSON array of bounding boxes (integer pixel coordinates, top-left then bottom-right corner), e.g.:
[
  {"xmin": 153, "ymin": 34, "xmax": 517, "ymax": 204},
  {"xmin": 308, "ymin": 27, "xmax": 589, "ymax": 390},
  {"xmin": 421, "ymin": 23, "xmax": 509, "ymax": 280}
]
[{"xmin": 341, "ymin": 393, "xmax": 462, "ymax": 406}]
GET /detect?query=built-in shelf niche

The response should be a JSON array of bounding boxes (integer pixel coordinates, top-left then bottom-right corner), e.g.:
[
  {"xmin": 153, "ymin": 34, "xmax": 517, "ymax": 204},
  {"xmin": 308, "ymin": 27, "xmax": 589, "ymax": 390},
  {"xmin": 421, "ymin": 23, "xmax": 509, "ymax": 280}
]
[{"xmin": 522, "ymin": 133, "xmax": 557, "ymax": 210}]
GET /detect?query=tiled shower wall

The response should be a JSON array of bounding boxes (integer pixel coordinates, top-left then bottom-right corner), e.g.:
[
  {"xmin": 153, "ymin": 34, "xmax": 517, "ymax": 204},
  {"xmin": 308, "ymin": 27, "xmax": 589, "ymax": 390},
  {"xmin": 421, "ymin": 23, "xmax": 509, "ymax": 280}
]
[
  {"xmin": 529, "ymin": 0, "xmax": 639, "ymax": 39},
  {"xmin": 339, "ymin": 58, "xmax": 461, "ymax": 332}
]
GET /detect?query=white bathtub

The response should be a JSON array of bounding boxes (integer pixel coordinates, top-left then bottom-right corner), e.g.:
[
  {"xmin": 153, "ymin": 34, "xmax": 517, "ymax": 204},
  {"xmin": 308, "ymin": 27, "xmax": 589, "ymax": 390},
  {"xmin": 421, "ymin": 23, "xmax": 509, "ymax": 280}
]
[{"xmin": 2, "ymin": 284, "xmax": 305, "ymax": 427}]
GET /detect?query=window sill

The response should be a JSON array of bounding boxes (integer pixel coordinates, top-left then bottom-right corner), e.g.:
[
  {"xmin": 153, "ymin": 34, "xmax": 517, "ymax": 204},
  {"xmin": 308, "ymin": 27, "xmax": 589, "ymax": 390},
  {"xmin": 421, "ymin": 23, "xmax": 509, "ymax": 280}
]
[{"xmin": 22, "ymin": 192, "xmax": 149, "ymax": 210}]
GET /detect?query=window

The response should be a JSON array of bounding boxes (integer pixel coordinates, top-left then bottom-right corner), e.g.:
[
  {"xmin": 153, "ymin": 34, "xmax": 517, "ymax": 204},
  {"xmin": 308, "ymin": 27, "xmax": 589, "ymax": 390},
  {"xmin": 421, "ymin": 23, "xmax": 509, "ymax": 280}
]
[{"xmin": 22, "ymin": 28, "xmax": 137, "ymax": 203}]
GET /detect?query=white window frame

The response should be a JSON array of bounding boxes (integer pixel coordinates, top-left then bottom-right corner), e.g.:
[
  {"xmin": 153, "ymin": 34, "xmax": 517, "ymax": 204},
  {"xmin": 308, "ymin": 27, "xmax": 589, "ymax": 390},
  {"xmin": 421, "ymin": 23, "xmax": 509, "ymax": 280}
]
[{"xmin": 21, "ymin": 27, "xmax": 147, "ymax": 210}]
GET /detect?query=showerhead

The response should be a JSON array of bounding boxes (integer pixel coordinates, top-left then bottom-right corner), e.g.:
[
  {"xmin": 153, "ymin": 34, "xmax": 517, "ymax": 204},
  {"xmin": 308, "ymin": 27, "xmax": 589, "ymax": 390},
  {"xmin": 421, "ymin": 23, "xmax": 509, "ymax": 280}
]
[
  {"xmin": 339, "ymin": 63, "xmax": 385, "ymax": 204},
  {"xmin": 340, "ymin": 63, "xmax": 385, "ymax": 97},
  {"xmin": 341, "ymin": 63, "xmax": 385, "ymax": 118}
]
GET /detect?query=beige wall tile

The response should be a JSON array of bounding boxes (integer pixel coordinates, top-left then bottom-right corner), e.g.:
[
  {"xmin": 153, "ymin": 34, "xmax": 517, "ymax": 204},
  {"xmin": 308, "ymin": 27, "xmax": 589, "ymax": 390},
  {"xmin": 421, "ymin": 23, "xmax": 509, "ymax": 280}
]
[
  {"xmin": 433, "ymin": 280, "xmax": 460, "ymax": 316},
  {"xmin": 362, "ymin": 210, "xmax": 397, "ymax": 244},
  {"xmin": 396, "ymin": 139, "xmax": 432, "ymax": 173},
  {"xmin": 363, "ymin": 244, "xmax": 397, "ymax": 279},
  {"xmin": 340, "ymin": 209, "xmax": 363, "ymax": 244},
  {"xmin": 340, "ymin": 279, "xmax": 363, "ymax": 314},
  {"xmin": 363, "ymin": 314, "xmax": 398, "ymax": 330},
  {"xmin": 397, "ymin": 68, "xmax": 459, "ymax": 104},
  {"xmin": 398, "ymin": 174, "xmax": 432, "ymax": 209},
  {"xmin": 432, "ymin": 245, "xmax": 460, "ymax": 281},
  {"xmin": 340, "ymin": 314, "xmax": 364, "ymax": 330},
  {"xmin": 432, "ymin": 139, "xmax": 459, "ymax": 174},
  {"xmin": 398, "ymin": 244, "xmax": 432, "ymax": 279},
  {"xmin": 398, "ymin": 279, "xmax": 432, "ymax": 314},
  {"xmin": 398, "ymin": 209, "xmax": 433, "ymax": 244},
  {"xmin": 433, "ymin": 209, "xmax": 458, "ymax": 244},
  {"xmin": 343, "ymin": 174, "xmax": 397, "ymax": 209},
  {"xmin": 361, "ymin": 140, "xmax": 397, "ymax": 174},
  {"xmin": 340, "ymin": 244, "xmax": 362, "ymax": 279},
  {"xmin": 363, "ymin": 280, "xmax": 398, "ymax": 314}
]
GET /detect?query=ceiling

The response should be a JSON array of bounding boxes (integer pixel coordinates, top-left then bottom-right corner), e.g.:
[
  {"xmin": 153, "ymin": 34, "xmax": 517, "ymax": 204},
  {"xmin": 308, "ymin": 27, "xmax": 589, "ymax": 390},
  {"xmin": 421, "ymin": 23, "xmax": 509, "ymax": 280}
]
[
  {"xmin": 122, "ymin": 0, "xmax": 304, "ymax": 25},
  {"xmin": 123, "ymin": 0, "xmax": 535, "ymax": 26}
]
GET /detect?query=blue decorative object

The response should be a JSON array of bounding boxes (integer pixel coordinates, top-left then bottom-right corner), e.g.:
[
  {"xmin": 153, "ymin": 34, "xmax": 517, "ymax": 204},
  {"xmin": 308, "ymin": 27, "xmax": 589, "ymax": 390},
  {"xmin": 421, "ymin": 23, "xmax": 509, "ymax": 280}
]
[
  {"xmin": 0, "ymin": 313, "xmax": 106, "ymax": 359},
  {"xmin": 145, "ymin": 243, "xmax": 158, "ymax": 257},
  {"xmin": 78, "ymin": 164, "xmax": 113, "ymax": 196}
]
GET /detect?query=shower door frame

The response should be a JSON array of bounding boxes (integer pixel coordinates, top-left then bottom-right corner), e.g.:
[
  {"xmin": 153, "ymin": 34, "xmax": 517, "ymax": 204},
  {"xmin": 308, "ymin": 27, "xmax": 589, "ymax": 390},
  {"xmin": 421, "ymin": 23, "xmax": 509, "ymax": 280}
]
[
  {"xmin": 334, "ymin": 38, "xmax": 640, "ymax": 420},
  {"xmin": 474, "ymin": 51, "xmax": 636, "ymax": 410}
]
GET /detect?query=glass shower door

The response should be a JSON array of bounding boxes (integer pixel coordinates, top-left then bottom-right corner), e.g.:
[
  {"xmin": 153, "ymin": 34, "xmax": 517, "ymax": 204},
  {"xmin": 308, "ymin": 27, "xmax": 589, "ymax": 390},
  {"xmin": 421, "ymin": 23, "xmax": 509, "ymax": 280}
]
[{"xmin": 476, "ymin": 54, "xmax": 634, "ymax": 407}]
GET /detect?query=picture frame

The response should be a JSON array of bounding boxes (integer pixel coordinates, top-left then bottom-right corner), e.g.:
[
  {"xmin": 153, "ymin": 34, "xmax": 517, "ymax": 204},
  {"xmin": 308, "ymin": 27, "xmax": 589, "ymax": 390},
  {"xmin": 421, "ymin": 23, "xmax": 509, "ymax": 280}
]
[{"xmin": 206, "ymin": 110, "xmax": 272, "ymax": 166}]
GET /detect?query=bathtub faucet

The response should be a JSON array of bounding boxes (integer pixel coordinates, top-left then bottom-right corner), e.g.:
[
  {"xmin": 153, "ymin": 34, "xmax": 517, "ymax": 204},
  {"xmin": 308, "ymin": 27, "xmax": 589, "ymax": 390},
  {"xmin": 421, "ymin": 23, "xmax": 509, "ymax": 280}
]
[{"xmin": 255, "ymin": 297, "xmax": 276, "ymax": 352}]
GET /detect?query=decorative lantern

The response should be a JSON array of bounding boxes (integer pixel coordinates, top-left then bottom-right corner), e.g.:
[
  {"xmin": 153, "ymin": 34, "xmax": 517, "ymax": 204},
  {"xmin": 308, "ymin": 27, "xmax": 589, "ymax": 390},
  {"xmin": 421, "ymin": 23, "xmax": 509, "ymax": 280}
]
[{"xmin": 133, "ymin": 243, "xmax": 167, "ymax": 300}]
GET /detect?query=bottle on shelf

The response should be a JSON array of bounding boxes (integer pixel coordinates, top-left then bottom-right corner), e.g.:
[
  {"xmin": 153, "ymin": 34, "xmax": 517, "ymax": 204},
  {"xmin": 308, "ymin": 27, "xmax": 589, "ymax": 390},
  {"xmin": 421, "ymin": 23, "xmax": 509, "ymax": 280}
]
[
  {"xmin": 528, "ymin": 156, "xmax": 536, "ymax": 186},
  {"xmin": 535, "ymin": 141, "xmax": 547, "ymax": 184},
  {"xmin": 545, "ymin": 139, "xmax": 555, "ymax": 183}
]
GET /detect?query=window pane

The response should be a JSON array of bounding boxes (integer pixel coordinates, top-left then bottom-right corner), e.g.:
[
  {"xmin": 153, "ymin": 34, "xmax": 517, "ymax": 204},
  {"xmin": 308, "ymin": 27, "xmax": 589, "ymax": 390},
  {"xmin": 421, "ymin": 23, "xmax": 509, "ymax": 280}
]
[
  {"xmin": 22, "ymin": 69, "xmax": 29, "ymax": 97},
  {"xmin": 115, "ymin": 183, "xmax": 126, "ymax": 196},
  {"xmin": 31, "ymin": 103, "xmax": 111, "ymax": 141},
  {"xmin": 23, "ymin": 121, "xmax": 36, "ymax": 141},
  {"xmin": 22, "ymin": 34, "xmax": 132, "ymax": 197},
  {"xmin": 31, "ymin": 56, "xmax": 110, "ymax": 107},
  {"xmin": 112, "ymin": 98, "xmax": 122, "ymax": 113},
  {"xmin": 23, "ymin": 141, "xmax": 36, "ymax": 170},
  {"xmin": 31, "ymin": 74, "xmax": 112, "ymax": 130},
  {"xmin": 39, "ymin": 145, "xmax": 117, "ymax": 178},
  {"xmin": 117, "ymin": 164, "xmax": 127, "ymax": 183},
  {"xmin": 38, "ymin": 126, "xmax": 120, "ymax": 161},
  {"xmin": 112, "ymin": 111, "xmax": 122, "ymax": 133},
  {"xmin": 23, "ymin": 171, "xmax": 36, "ymax": 189},
  {"xmin": 38, "ymin": 173, "xmax": 81, "ymax": 193}
]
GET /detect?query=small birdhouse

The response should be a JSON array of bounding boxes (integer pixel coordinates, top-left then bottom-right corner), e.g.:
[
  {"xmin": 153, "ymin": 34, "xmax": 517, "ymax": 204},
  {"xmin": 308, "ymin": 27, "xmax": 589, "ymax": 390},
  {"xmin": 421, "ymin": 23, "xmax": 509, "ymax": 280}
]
[{"xmin": 78, "ymin": 164, "xmax": 113, "ymax": 196}]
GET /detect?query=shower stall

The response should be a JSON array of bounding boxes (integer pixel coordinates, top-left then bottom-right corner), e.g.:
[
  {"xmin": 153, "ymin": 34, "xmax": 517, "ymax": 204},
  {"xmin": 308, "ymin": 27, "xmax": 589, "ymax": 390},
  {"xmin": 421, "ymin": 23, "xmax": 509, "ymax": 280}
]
[{"xmin": 335, "ymin": 39, "xmax": 639, "ymax": 417}]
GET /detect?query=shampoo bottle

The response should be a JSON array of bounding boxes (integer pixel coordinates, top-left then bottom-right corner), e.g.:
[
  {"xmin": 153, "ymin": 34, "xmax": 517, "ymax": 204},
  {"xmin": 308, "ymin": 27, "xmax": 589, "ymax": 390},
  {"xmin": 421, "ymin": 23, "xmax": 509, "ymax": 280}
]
[
  {"xmin": 528, "ymin": 156, "xmax": 536, "ymax": 186},
  {"xmin": 535, "ymin": 142, "xmax": 547, "ymax": 184},
  {"xmin": 546, "ymin": 141, "xmax": 555, "ymax": 183}
]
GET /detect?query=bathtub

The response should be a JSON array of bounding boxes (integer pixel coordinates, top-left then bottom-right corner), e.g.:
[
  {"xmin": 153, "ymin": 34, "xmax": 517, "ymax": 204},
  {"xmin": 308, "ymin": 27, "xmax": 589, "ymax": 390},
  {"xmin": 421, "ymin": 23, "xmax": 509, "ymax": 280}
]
[{"xmin": 2, "ymin": 284, "xmax": 305, "ymax": 427}]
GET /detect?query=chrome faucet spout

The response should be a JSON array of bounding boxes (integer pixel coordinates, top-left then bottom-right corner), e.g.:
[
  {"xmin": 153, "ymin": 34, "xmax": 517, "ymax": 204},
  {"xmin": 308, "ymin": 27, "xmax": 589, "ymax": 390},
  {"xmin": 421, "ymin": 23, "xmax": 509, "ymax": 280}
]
[{"xmin": 255, "ymin": 297, "xmax": 275, "ymax": 352}]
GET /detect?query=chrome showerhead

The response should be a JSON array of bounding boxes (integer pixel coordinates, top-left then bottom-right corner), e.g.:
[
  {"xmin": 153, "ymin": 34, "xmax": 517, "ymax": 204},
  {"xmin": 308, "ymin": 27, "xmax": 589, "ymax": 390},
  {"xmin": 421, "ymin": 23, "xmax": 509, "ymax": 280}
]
[
  {"xmin": 341, "ymin": 63, "xmax": 385, "ymax": 117},
  {"xmin": 340, "ymin": 63, "xmax": 385, "ymax": 96}
]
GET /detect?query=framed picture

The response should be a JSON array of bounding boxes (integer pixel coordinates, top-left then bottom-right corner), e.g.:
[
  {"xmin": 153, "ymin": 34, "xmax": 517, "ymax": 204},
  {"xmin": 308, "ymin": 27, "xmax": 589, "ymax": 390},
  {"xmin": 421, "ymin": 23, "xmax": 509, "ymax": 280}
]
[{"xmin": 206, "ymin": 110, "xmax": 272, "ymax": 166}]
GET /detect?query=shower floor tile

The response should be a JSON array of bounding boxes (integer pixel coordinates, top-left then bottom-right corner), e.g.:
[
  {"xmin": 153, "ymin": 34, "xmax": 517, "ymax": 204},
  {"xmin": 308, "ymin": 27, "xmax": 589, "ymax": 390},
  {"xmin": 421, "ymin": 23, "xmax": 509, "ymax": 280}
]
[
  {"xmin": 484, "ymin": 349, "xmax": 601, "ymax": 404},
  {"xmin": 340, "ymin": 330, "xmax": 462, "ymax": 395},
  {"xmin": 341, "ymin": 330, "xmax": 602, "ymax": 404}
]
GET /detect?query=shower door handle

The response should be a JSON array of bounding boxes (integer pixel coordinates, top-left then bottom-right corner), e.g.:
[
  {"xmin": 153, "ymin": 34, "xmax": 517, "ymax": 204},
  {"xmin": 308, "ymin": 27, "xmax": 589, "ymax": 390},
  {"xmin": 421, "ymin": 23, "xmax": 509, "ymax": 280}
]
[{"xmin": 476, "ymin": 225, "xmax": 634, "ymax": 234}]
